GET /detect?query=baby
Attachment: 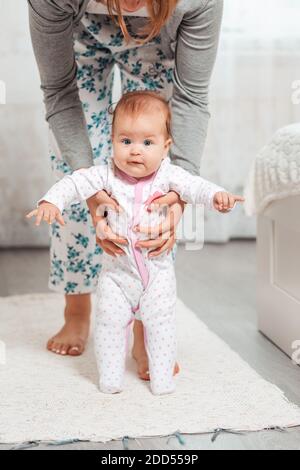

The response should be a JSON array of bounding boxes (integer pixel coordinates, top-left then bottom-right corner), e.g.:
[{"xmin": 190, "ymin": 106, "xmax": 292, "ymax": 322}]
[{"xmin": 27, "ymin": 91, "xmax": 245, "ymax": 395}]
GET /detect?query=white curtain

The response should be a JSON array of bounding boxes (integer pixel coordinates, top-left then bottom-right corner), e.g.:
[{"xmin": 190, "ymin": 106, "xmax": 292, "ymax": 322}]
[
  {"xmin": 222, "ymin": 0, "xmax": 300, "ymax": 37},
  {"xmin": 201, "ymin": 0, "xmax": 300, "ymax": 242}
]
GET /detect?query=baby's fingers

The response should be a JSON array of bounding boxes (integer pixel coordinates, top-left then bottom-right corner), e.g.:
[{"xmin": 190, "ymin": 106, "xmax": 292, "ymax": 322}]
[
  {"xmin": 55, "ymin": 212, "xmax": 65, "ymax": 227},
  {"xmin": 222, "ymin": 193, "xmax": 229, "ymax": 210},
  {"xmin": 35, "ymin": 209, "xmax": 44, "ymax": 226},
  {"xmin": 214, "ymin": 193, "xmax": 224, "ymax": 210},
  {"xmin": 43, "ymin": 208, "xmax": 50, "ymax": 223},
  {"xmin": 49, "ymin": 210, "xmax": 56, "ymax": 225},
  {"xmin": 215, "ymin": 192, "xmax": 223, "ymax": 202},
  {"xmin": 229, "ymin": 195, "xmax": 236, "ymax": 210},
  {"xmin": 26, "ymin": 209, "xmax": 38, "ymax": 219},
  {"xmin": 234, "ymin": 195, "xmax": 246, "ymax": 203}
]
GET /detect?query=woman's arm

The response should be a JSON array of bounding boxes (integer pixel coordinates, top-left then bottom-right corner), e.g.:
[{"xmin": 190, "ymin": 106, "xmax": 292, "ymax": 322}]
[
  {"xmin": 170, "ymin": 0, "xmax": 224, "ymax": 176},
  {"xmin": 27, "ymin": 0, "xmax": 93, "ymax": 170}
]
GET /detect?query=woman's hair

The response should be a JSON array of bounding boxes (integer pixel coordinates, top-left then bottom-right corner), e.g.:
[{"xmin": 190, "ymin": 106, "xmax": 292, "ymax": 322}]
[
  {"xmin": 95, "ymin": 0, "xmax": 179, "ymax": 45},
  {"xmin": 111, "ymin": 90, "xmax": 173, "ymax": 140}
]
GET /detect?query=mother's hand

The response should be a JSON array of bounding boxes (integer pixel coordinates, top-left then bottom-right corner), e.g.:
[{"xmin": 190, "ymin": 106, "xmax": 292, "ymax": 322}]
[
  {"xmin": 134, "ymin": 191, "xmax": 186, "ymax": 258},
  {"xmin": 86, "ymin": 191, "xmax": 128, "ymax": 257}
]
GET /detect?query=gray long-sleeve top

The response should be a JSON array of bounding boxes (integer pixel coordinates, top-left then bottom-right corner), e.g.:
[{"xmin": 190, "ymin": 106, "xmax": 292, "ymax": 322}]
[{"xmin": 27, "ymin": 0, "xmax": 223, "ymax": 174}]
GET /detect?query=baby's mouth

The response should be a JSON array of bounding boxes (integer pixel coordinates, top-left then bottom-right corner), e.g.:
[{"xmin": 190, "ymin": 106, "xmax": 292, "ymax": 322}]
[{"xmin": 128, "ymin": 160, "xmax": 144, "ymax": 165}]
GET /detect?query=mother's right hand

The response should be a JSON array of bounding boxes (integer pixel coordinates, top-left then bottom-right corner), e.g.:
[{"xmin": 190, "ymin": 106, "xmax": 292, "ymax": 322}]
[{"xmin": 86, "ymin": 190, "xmax": 128, "ymax": 258}]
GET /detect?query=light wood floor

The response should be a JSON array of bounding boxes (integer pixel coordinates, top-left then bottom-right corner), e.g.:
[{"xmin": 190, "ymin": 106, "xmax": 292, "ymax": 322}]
[{"xmin": 0, "ymin": 241, "xmax": 299, "ymax": 450}]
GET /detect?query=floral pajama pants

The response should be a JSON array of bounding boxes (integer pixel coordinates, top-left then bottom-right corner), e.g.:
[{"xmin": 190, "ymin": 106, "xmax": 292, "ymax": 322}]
[{"xmin": 48, "ymin": 12, "xmax": 176, "ymax": 295}]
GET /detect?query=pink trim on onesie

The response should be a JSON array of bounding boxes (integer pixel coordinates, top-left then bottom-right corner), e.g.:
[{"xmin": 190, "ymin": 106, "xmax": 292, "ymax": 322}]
[
  {"xmin": 114, "ymin": 165, "xmax": 165, "ymax": 354},
  {"xmin": 114, "ymin": 165, "xmax": 160, "ymax": 314}
]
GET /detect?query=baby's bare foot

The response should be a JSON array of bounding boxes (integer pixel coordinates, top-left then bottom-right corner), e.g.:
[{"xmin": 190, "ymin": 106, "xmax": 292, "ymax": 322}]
[
  {"xmin": 47, "ymin": 296, "xmax": 91, "ymax": 356},
  {"xmin": 132, "ymin": 347, "xmax": 180, "ymax": 381}
]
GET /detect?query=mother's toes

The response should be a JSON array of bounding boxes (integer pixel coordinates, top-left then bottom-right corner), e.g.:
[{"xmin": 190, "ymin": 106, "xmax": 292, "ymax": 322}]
[
  {"xmin": 60, "ymin": 344, "xmax": 69, "ymax": 355},
  {"xmin": 69, "ymin": 344, "xmax": 84, "ymax": 356}
]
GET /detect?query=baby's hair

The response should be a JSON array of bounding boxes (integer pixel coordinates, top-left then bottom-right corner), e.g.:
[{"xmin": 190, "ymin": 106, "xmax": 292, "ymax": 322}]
[{"xmin": 109, "ymin": 90, "xmax": 173, "ymax": 140}]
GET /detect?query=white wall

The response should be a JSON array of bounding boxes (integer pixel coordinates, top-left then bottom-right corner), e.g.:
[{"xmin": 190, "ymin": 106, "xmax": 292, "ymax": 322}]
[
  {"xmin": 0, "ymin": 0, "xmax": 51, "ymax": 246},
  {"xmin": 203, "ymin": 37, "xmax": 300, "ymax": 242}
]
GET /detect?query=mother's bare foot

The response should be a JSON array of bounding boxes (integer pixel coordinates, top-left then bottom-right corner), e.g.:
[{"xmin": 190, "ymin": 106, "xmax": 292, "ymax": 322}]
[{"xmin": 47, "ymin": 294, "xmax": 91, "ymax": 356}]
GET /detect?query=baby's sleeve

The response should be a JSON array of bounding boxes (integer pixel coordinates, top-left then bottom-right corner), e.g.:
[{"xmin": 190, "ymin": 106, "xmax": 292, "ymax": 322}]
[
  {"xmin": 168, "ymin": 164, "xmax": 226, "ymax": 210},
  {"xmin": 37, "ymin": 165, "xmax": 107, "ymax": 212}
]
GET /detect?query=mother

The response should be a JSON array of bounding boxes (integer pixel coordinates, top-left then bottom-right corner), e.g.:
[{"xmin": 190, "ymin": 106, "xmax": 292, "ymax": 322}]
[{"xmin": 28, "ymin": 0, "xmax": 223, "ymax": 378}]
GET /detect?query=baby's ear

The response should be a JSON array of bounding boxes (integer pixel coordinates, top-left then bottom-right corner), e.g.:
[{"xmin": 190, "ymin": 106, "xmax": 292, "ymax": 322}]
[{"xmin": 163, "ymin": 138, "xmax": 172, "ymax": 156}]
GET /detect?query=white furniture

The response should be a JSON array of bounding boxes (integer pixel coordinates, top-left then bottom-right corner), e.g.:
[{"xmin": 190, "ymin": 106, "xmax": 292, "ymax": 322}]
[
  {"xmin": 257, "ymin": 195, "xmax": 300, "ymax": 359},
  {"xmin": 245, "ymin": 123, "xmax": 300, "ymax": 359}
]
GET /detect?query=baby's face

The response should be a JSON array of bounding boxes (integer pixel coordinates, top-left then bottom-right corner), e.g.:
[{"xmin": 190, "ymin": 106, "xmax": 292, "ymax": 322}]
[{"xmin": 112, "ymin": 111, "xmax": 172, "ymax": 178}]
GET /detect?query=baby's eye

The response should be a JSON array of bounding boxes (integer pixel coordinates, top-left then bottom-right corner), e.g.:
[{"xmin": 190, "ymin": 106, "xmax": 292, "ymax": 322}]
[
  {"xmin": 144, "ymin": 140, "xmax": 153, "ymax": 146},
  {"xmin": 122, "ymin": 138, "xmax": 131, "ymax": 145}
]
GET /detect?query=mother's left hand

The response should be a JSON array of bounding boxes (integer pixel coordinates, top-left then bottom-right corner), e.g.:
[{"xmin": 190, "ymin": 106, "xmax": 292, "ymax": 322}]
[{"xmin": 133, "ymin": 191, "xmax": 186, "ymax": 258}]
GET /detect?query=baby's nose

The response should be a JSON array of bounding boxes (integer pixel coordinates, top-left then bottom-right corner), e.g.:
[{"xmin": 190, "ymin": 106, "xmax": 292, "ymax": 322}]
[{"xmin": 131, "ymin": 147, "xmax": 140, "ymax": 151}]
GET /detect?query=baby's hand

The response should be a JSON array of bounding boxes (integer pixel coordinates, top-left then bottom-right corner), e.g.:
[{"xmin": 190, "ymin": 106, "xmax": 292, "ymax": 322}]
[
  {"xmin": 26, "ymin": 202, "xmax": 65, "ymax": 226},
  {"xmin": 213, "ymin": 192, "xmax": 245, "ymax": 213}
]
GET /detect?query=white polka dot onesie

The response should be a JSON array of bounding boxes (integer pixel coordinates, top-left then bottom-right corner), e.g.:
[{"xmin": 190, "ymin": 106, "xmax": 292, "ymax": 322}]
[{"xmin": 38, "ymin": 157, "xmax": 225, "ymax": 395}]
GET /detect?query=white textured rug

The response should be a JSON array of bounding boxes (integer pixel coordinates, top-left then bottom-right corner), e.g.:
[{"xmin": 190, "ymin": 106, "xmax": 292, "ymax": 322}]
[{"xmin": 1, "ymin": 293, "xmax": 300, "ymax": 444}]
